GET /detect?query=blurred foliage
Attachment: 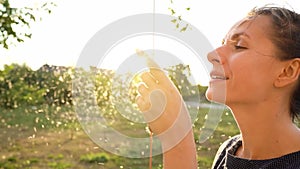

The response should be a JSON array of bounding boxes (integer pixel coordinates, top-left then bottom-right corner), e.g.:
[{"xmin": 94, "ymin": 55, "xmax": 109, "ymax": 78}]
[
  {"xmin": 0, "ymin": 64, "xmax": 72, "ymax": 108},
  {"xmin": 0, "ymin": 63, "xmax": 207, "ymax": 110},
  {"xmin": 0, "ymin": 0, "xmax": 55, "ymax": 49},
  {"xmin": 0, "ymin": 64, "xmax": 44, "ymax": 107},
  {"xmin": 166, "ymin": 64, "xmax": 207, "ymax": 102}
]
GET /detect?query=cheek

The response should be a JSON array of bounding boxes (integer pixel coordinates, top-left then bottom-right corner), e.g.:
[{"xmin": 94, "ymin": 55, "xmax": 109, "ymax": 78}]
[
  {"xmin": 228, "ymin": 57, "xmax": 275, "ymax": 99},
  {"xmin": 235, "ymin": 68, "xmax": 258, "ymax": 85},
  {"xmin": 229, "ymin": 55, "xmax": 268, "ymax": 84}
]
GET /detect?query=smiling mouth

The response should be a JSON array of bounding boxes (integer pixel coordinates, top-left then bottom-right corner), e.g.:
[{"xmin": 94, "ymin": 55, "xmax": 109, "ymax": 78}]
[{"xmin": 211, "ymin": 75, "xmax": 228, "ymax": 80}]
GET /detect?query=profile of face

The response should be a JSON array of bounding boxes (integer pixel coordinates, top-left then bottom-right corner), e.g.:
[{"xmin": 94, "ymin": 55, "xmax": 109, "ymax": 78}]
[{"xmin": 205, "ymin": 15, "xmax": 287, "ymax": 106}]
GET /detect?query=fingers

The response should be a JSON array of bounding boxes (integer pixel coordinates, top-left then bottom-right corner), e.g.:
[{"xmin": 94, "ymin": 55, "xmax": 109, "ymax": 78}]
[
  {"xmin": 136, "ymin": 95, "xmax": 151, "ymax": 112},
  {"xmin": 136, "ymin": 68, "xmax": 172, "ymax": 113},
  {"xmin": 148, "ymin": 68, "xmax": 169, "ymax": 85},
  {"xmin": 138, "ymin": 68, "xmax": 169, "ymax": 89},
  {"xmin": 136, "ymin": 83, "xmax": 151, "ymax": 112},
  {"xmin": 140, "ymin": 72, "xmax": 157, "ymax": 89},
  {"xmin": 137, "ymin": 83, "xmax": 149, "ymax": 96}
]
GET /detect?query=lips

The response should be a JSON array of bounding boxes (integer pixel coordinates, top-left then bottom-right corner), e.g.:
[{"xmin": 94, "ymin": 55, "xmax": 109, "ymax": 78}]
[
  {"xmin": 211, "ymin": 75, "xmax": 228, "ymax": 80},
  {"xmin": 210, "ymin": 71, "xmax": 229, "ymax": 81}
]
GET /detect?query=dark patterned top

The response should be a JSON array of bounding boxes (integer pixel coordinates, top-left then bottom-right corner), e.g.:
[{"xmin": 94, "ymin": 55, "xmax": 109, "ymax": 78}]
[{"xmin": 212, "ymin": 135, "xmax": 300, "ymax": 169}]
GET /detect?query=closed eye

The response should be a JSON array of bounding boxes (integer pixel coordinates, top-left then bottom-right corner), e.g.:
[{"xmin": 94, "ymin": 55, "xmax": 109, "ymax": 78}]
[
  {"xmin": 222, "ymin": 39, "xmax": 248, "ymax": 50},
  {"xmin": 234, "ymin": 45, "xmax": 247, "ymax": 50}
]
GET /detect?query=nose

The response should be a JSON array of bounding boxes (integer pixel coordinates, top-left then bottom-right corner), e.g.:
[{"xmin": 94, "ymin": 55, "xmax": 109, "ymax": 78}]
[
  {"xmin": 207, "ymin": 50, "xmax": 221, "ymax": 64},
  {"xmin": 207, "ymin": 46, "xmax": 227, "ymax": 65}
]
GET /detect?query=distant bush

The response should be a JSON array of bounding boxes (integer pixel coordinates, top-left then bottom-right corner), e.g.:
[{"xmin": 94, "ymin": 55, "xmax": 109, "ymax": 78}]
[
  {"xmin": 0, "ymin": 64, "xmax": 45, "ymax": 108},
  {"xmin": 0, "ymin": 63, "xmax": 207, "ymax": 109},
  {"xmin": 0, "ymin": 64, "xmax": 73, "ymax": 108}
]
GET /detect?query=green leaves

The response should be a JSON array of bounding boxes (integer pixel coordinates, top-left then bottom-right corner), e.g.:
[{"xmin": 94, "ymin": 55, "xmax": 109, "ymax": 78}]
[
  {"xmin": 0, "ymin": 64, "xmax": 72, "ymax": 108},
  {"xmin": 169, "ymin": 8, "xmax": 176, "ymax": 15},
  {"xmin": 0, "ymin": 0, "xmax": 55, "ymax": 49},
  {"xmin": 0, "ymin": 63, "xmax": 207, "ymax": 115},
  {"xmin": 167, "ymin": 1, "xmax": 191, "ymax": 32}
]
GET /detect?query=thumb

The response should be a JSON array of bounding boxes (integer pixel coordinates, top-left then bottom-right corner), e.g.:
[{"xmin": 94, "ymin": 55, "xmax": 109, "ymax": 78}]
[{"xmin": 143, "ymin": 89, "xmax": 167, "ymax": 123}]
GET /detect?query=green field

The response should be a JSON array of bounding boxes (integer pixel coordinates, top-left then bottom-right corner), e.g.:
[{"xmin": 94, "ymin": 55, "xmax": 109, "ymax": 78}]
[{"xmin": 0, "ymin": 104, "xmax": 240, "ymax": 169}]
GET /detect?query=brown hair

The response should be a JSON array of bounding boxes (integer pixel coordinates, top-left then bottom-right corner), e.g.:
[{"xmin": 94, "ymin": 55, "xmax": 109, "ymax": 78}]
[{"xmin": 248, "ymin": 6, "xmax": 300, "ymax": 121}]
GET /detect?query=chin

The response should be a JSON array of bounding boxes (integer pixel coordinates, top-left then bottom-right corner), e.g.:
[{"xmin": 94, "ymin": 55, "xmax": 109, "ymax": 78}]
[{"xmin": 205, "ymin": 87, "xmax": 226, "ymax": 104}]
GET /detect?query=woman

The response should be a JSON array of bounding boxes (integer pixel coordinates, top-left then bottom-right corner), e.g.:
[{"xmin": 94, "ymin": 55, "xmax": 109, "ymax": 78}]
[{"xmin": 136, "ymin": 6, "xmax": 300, "ymax": 169}]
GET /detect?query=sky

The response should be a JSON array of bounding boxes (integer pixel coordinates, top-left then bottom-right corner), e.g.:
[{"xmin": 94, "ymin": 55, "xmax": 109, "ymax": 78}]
[{"xmin": 1, "ymin": 0, "xmax": 300, "ymax": 85}]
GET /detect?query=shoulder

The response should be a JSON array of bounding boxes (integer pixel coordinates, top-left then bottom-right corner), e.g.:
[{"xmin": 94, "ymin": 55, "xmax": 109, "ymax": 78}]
[
  {"xmin": 211, "ymin": 135, "xmax": 241, "ymax": 169},
  {"xmin": 215, "ymin": 134, "xmax": 241, "ymax": 158}
]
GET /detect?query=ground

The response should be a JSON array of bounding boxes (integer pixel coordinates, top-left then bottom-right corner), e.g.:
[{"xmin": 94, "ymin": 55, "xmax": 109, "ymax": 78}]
[{"xmin": 0, "ymin": 105, "xmax": 239, "ymax": 169}]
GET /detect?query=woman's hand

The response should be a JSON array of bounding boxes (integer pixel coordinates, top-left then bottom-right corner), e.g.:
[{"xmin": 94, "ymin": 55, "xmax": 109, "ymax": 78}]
[
  {"xmin": 136, "ymin": 68, "xmax": 193, "ymax": 148},
  {"xmin": 135, "ymin": 67, "xmax": 197, "ymax": 169}
]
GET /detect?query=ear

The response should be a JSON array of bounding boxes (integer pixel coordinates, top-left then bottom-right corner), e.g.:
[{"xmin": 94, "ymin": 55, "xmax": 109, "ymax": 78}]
[{"xmin": 274, "ymin": 58, "xmax": 300, "ymax": 88}]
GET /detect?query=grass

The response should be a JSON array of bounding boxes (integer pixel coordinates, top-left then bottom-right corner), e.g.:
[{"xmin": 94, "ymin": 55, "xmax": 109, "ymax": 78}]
[
  {"xmin": 47, "ymin": 162, "xmax": 72, "ymax": 169},
  {"xmin": 80, "ymin": 153, "xmax": 110, "ymax": 163},
  {"xmin": 0, "ymin": 104, "xmax": 78, "ymax": 130},
  {"xmin": 0, "ymin": 104, "xmax": 239, "ymax": 169}
]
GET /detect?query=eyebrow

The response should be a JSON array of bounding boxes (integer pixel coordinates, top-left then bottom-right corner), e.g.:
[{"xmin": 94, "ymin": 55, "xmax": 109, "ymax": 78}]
[
  {"xmin": 222, "ymin": 32, "xmax": 251, "ymax": 45},
  {"xmin": 229, "ymin": 32, "xmax": 251, "ymax": 40}
]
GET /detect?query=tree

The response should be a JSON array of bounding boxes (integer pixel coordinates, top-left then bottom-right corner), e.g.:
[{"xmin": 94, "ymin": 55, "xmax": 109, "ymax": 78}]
[
  {"xmin": 0, "ymin": 0, "xmax": 55, "ymax": 49},
  {"xmin": 0, "ymin": 64, "xmax": 45, "ymax": 108},
  {"xmin": 166, "ymin": 64, "xmax": 203, "ymax": 101}
]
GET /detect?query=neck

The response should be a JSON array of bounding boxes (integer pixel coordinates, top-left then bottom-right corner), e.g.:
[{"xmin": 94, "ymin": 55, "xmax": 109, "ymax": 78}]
[{"xmin": 229, "ymin": 100, "xmax": 300, "ymax": 160}]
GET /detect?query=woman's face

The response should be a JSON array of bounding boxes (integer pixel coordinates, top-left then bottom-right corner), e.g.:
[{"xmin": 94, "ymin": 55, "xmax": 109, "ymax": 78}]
[{"xmin": 206, "ymin": 15, "xmax": 286, "ymax": 106}]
